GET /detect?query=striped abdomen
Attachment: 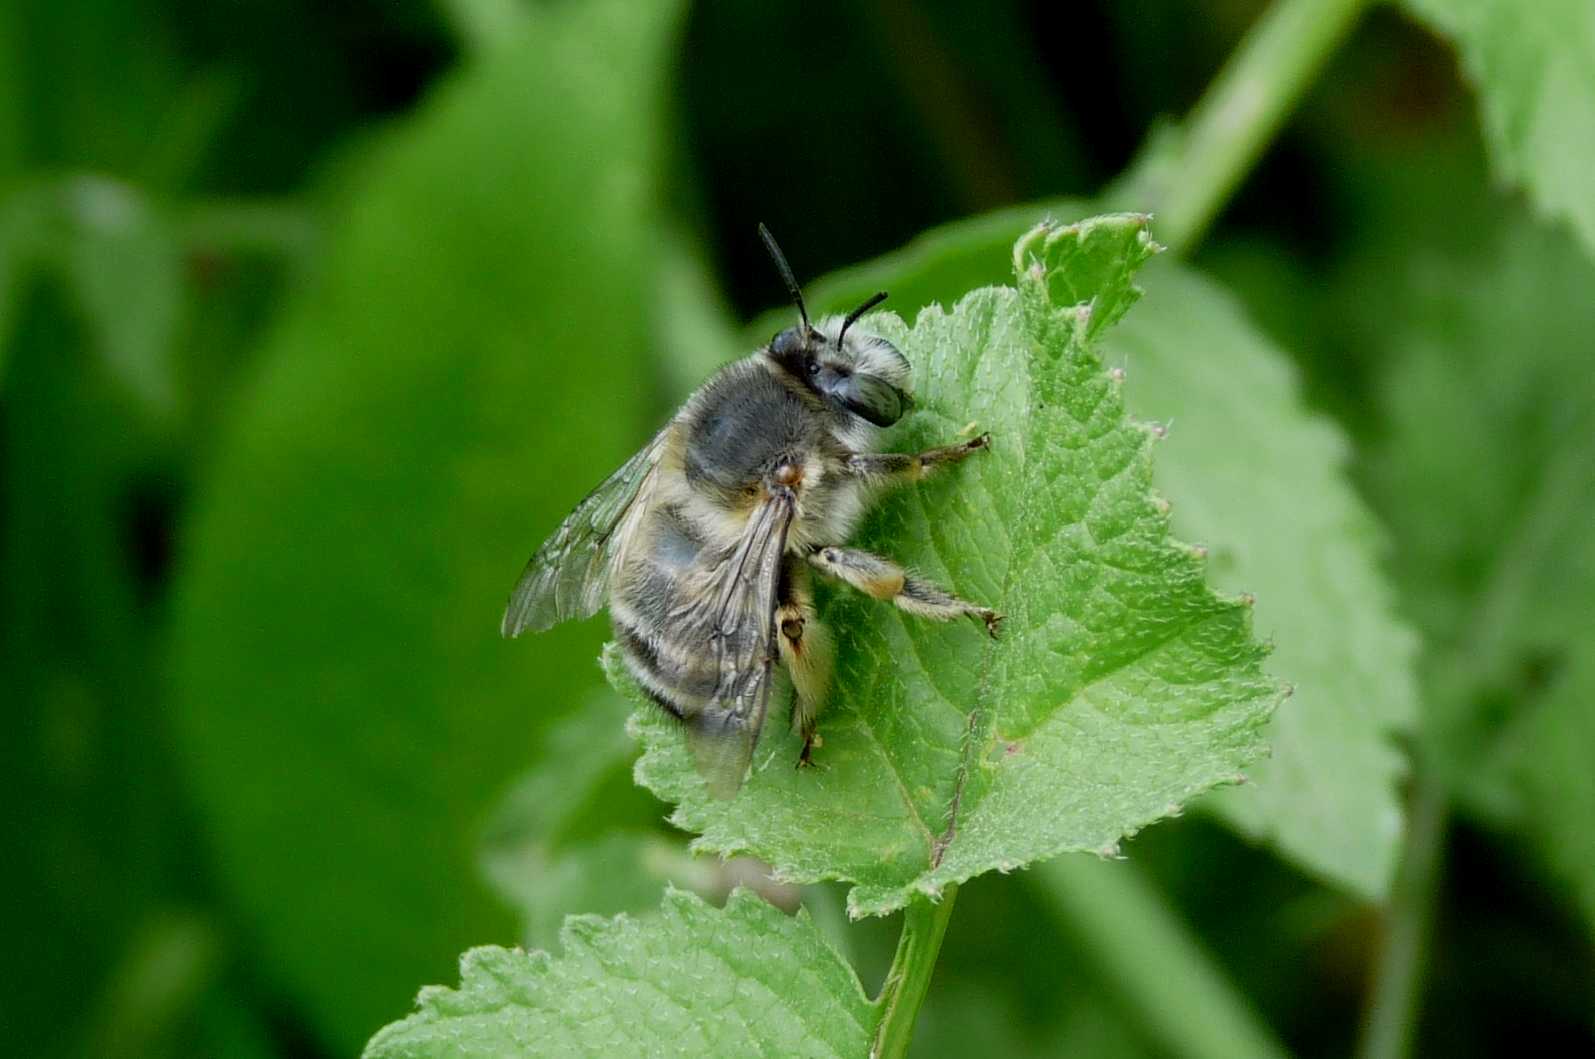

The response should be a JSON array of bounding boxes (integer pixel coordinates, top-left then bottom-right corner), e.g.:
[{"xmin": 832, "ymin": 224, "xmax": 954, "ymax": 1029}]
[{"xmin": 611, "ymin": 502, "xmax": 755, "ymax": 721}]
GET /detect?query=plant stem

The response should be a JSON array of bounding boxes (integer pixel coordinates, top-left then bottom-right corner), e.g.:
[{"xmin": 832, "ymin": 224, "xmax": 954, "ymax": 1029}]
[
  {"xmin": 1033, "ymin": 858, "xmax": 1290, "ymax": 1059},
  {"xmin": 1130, "ymin": 0, "xmax": 1373, "ymax": 253},
  {"xmin": 871, "ymin": 887, "xmax": 959, "ymax": 1059},
  {"xmin": 1356, "ymin": 768, "xmax": 1448, "ymax": 1059}
]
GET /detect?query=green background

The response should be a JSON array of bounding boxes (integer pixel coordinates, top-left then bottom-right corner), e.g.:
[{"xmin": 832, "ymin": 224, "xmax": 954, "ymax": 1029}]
[{"xmin": 3, "ymin": 0, "xmax": 1591, "ymax": 1056}]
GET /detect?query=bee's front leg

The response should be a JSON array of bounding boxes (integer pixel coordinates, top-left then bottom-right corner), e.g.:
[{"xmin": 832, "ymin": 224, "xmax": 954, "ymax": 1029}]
[
  {"xmin": 775, "ymin": 560, "xmax": 833, "ymax": 767},
  {"xmin": 844, "ymin": 433, "xmax": 991, "ymax": 489},
  {"xmin": 808, "ymin": 545, "xmax": 1003, "ymax": 638}
]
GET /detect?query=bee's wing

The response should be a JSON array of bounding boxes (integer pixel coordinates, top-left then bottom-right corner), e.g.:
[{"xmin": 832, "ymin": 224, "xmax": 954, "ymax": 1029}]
[
  {"xmin": 500, "ymin": 427, "xmax": 670, "ymax": 637},
  {"xmin": 684, "ymin": 490, "xmax": 796, "ymax": 798}
]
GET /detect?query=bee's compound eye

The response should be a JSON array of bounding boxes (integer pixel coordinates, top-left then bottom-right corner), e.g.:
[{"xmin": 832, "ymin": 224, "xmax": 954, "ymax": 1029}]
[
  {"xmin": 772, "ymin": 327, "xmax": 811, "ymax": 359},
  {"xmin": 807, "ymin": 358, "xmax": 822, "ymax": 377}
]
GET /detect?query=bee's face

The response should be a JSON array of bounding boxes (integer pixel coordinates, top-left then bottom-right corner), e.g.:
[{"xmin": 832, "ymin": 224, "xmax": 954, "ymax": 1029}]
[{"xmin": 767, "ymin": 319, "xmax": 913, "ymax": 427}]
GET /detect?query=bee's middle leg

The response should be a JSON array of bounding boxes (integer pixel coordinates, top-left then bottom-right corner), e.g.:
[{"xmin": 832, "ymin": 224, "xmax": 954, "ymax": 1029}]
[
  {"xmin": 776, "ymin": 563, "xmax": 833, "ymax": 766},
  {"xmin": 808, "ymin": 545, "xmax": 1003, "ymax": 638}
]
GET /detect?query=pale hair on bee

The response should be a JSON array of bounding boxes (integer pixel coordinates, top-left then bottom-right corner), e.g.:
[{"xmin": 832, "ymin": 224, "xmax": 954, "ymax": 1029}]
[{"xmin": 502, "ymin": 225, "xmax": 1002, "ymax": 797}]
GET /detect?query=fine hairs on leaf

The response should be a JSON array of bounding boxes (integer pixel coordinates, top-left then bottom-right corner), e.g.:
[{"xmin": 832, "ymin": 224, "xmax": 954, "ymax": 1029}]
[{"xmin": 362, "ymin": 889, "xmax": 874, "ymax": 1059}]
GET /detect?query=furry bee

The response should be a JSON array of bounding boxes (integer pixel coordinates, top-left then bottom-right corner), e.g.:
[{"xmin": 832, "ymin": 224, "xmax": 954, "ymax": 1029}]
[{"xmin": 502, "ymin": 227, "xmax": 1001, "ymax": 797}]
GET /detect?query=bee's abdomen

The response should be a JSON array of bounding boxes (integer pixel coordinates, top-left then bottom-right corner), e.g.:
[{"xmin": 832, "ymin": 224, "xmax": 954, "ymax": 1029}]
[
  {"xmin": 611, "ymin": 503, "xmax": 730, "ymax": 720},
  {"xmin": 613, "ymin": 606, "xmax": 728, "ymax": 719},
  {"xmin": 615, "ymin": 619, "xmax": 686, "ymax": 719}
]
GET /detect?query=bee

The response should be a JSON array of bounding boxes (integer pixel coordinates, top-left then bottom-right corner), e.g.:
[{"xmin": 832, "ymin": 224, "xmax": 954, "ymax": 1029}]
[{"xmin": 502, "ymin": 226, "xmax": 1001, "ymax": 797}]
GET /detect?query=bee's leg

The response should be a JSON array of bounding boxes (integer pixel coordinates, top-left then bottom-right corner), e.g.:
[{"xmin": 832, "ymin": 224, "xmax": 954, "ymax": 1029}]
[
  {"xmin": 844, "ymin": 433, "xmax": 991, "ymax": 489},
  {"xmin": 775, "ymin": 560, "xmax": 833, "ymax": 766},
  {"xmin": 808, "ymin": 545, "xmax": 1003, "ymax": 638}
]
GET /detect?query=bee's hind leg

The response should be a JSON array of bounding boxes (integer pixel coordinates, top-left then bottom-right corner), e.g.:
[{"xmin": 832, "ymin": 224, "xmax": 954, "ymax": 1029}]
[
  {"xmin": 776, "ymin": 562, "xmax": 833, "ymax": 768},
  {"xmin": 808, "ymin": 545, "xmax": 1003, "ymax": 638}
]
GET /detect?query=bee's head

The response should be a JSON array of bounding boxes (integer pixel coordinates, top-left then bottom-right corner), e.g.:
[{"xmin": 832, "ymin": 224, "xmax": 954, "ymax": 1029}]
[
  {"xmin": 756, "ymin": 223, "xmax": 912, "ymax": 428},
  {"xmin": 766, "ymin": 307, "xmax": 912, "ymax": 427}
]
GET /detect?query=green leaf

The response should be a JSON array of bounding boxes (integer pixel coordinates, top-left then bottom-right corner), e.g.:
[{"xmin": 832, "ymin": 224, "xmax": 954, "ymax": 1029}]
[
  {"xmin": 1, "ymin": 277, "xmax": 184, "ymax": 1059},
  {"xmin": 1501, "ymin": 649, "xmax": 1595, "ymax": 935},
  {"xmin": 168, "ymin": 0, "xmax": 683, "ymax": 1049},
  {"xmin": 1505, "ymin": 650, "xmax": 1595, "ymax": 931},
  {"xmin": 1368, "ymin": 214, "xmax": 1595, "ymax": 750},
  {"xmin": 1363, "ymin": 209, "xmax": 1595, "ymax": 934},
  {"xmin": 628, "ymin": 216, "xmax": 1281, "ymax": 917},
  {"xmin": 1402, "ymin": 0, "xmax": 1595, "ymax": 259},
  {"xmin": 751, "ymin": 202, "xmax": 1419, "ymax": 897},
  {"xmin": 480, "ymin": 693, "xmax": 814, "ymax": 951},
  {"xmin": 478, "ymin": 694, "xmax": 688, "ymax": 950},
  {"xmin": 1100, "ymin": 263, "xmax": 1419, "ymax": 897},
  {"xmin": 363, "ymin": 889, "xmax": 874, "ymax": 1059}
]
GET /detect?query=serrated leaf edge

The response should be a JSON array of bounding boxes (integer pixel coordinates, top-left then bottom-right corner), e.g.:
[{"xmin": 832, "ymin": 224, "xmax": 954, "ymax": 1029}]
[{"xmin": 627, "ymin": 217, "xmax": 1283, "ymax": 918}]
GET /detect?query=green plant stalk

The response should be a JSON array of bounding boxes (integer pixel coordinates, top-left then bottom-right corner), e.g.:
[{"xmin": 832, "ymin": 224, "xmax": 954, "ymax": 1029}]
[
  {"xmin": 871, "ymin": 887, "xmax": 959, "ymax": 1059},
  {"xmin": 1141, "ymin": 0, "xmax": 1372, "ymax": 252},
  {"xmin": 1356, "ymin": 769, "xmax": 1447, "ymax": 1059},
  {"xmin": 1033, "ymin": 858, "xmax": 1290, "ymax": 1059}
]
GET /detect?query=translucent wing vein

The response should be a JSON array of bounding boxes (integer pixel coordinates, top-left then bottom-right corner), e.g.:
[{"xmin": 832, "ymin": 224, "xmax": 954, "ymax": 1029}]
[{"xmin": 501, "ymin": 428, "xmax": 669, "ymax": 637}]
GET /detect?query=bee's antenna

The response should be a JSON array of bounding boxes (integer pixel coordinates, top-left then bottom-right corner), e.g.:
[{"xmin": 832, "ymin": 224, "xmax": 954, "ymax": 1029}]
[
  {"xmin": 838, "ymin": 290, "xmax": 889, "ymax": 347},
  {"xmin": 758, "ymin": 223, "xmax": 811, "ymax": 333}
]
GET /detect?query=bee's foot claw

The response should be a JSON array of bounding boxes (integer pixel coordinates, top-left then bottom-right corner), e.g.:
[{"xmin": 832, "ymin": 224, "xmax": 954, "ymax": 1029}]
[
  {"xmin": 979, "ymin": 610, "xmax": 1004, "ymax": 639},
  {"xmin": 967, "ymin": 432, "xmax": 992, "ymax": 451}
]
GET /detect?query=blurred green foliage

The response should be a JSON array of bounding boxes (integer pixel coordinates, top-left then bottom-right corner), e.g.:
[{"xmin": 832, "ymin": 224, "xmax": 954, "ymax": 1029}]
[
  {"xmin": 3, "ymin": 0, "xmax": 1593, "ymax": 1056},
  {"xmin": 169, "ymin": 2, "xmax": 680, "ymax": 1047}
]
